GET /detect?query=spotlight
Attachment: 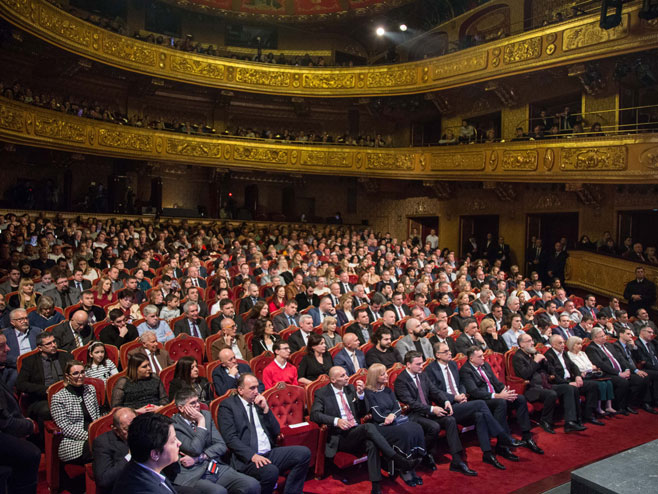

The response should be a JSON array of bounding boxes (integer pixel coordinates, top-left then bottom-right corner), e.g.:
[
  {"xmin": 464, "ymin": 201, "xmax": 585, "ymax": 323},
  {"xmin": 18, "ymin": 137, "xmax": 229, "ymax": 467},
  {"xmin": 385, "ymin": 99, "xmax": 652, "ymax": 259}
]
[
  {"xmin": 376, "ymin": 27, "xmax": 385, "ymax": 36},
  {"xmin": 399, "ymin": 24, "xmax": 407, "ymax": 31}
]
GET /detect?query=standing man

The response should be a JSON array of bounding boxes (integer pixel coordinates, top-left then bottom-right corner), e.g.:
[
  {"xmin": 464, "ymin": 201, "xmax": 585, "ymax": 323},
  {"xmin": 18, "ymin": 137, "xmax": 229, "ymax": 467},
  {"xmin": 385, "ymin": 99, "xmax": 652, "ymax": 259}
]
[{"xmin": 623, "ymin": 267, "xmax": 656, "ymax": 318}]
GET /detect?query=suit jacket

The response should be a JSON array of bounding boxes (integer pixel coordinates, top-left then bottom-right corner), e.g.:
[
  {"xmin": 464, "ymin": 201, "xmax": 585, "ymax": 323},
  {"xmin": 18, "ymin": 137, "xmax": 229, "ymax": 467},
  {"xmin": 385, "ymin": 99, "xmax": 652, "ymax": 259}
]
[
  {"xmin": 210, "ymin": 334, "xmax": 252, "ymax": 362},
  {"xmin": 394, "ymin": 369, "xmax": 451, "ymax": 417},
  {"xmin": 2, "ymin": 326, "xmax": 41, "ymax": 365},
  {"xmin": 210, "ymin": 314, "xmax": 246, "ymax": 335},
  {"xmin": 93, "ymin": 431, "xmax": 130, "ymax": 494},
  {"xmin": 544, "ymin": 348, "xmax": 581, "ymax": 383},
  {"xmin": 455, "ymin": 333, "xmax": 486, "ymax": 355},
  {"xmin": 212, "ymin": 362, "xmax": 253, "ymax": 397},
  {"xmin": 111, "ymin": 460, "xmax": 178, "ymax": 494},
  {"xmin": 172, "ymin": 410, "xmax": 230, "ymax": 486},
  {"xmin": 428, "ymin": 335, "xmax": 456, "ymax": 356},
  {"xmin": 345, "ymin": 324, "xmax": 373, "ymax": 346},
  {"xmin": 173, "ymin": 318, "xmax": 209, "ymax": 340},
  {"xmin": 16, "ymin": 350, "xmax": 73, "ymax": 401},
  {"xmin": 285, "ymin": 283, "xmax": 305, "ymax": 302},
  {"xmin": 69, "ymin": 279, "xmax": 92, "ymax": 291},
  {"xmin": 632, "ymin": 338, "xmax": 658, "ymax": 371},
  {"xmin": 0, "ymin": 375, "xmax": 33, "ymax": 437},
  {"xmin": 585, "ymin": 342, "xmax": 627, "ymax": 376},
  {"xmin": 396, "ymin": 335, "xmax": 433, "ymax": 360},
  {"xmin": 526, "ymin": 326, "xmax": 550, "ymax": 346},
  {"xmin": 42, "ymin": 286, "xmax": 81, "ymax": 308},
  {"xmin": 352, "ymin": 295, "xmax": 370, "ymax": 309},
  {"xmin": 389, "ymin": 304, "xmax": 410, "ymax": 321},
  {"xmin": 218, "ymin": 394, "xmax": 280, "ymax": 471},
  {"xmin": 295, "ymin": 293, "xmax": 319, "ymax": 312},
  {"xmin": 547, "ymin": 251, "xmax": 568, "ymax": 280},
  {"xmin": 425, "ymin": 360, "xmax": 465, "ymax": 398},
  {"xmin": 309, "ymin": 307, "xmax": 335, "ymax": 327},
  {"xmin": 238, "ymin": 296, "xmax": 264, "ymax": 315},
  {"xmin": 451, "ymin": 315, "xmax": 471, "ymax": 332},
  {"xmin": 272, "ymin": 312, "xmax": 298, "ymax": 333},
  {"xmin": 129, "ymin": 347, "xmax": 174, "ymax": 374},
  {"xmin": 612, "ymin": 341, "xmax": 640, "ymax": 373},
  {"xmin": 578, "ymin": 306, "xmax": 599, "ymax": 319},
  {"xmin": 460, "ymin": 361, "xmax": 505, "ymax": 400},
  {"xmin": 51, "ymin": 384, "xmax": 101, "ymax": 461},
  {"xmin": 471, "ymin": 299, "xmax": 491, "ymax": 315},
  {"xmin": 338, "ymin": 282, "xmax": 354, "ymax": 295},
  {"xmin": 333, "ymin": 348, "xmax": 366, "ymax": 376},
  {"xmin": 310, "ymin": 383, "xmax": 366, "ymax": 457},
  {"xmin": 287, "ymin": 329, "xmax": 311, "ymax": 353},
  {"xmin": 366, "ymin": 306, "xmax": 382, "ymax": 323},
  {"xmin": 50, "ymin": 320, "xmax": 92, "ymax": 353},
  {"xmin": 512, "ymin": 349, "xmax": 556, "ymax": 401}
]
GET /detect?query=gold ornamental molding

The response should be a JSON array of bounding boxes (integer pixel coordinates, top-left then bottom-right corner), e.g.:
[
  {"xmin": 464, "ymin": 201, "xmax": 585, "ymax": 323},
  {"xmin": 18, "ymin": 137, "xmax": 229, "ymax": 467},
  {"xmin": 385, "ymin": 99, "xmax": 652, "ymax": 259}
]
[
  {"xmin": 566, "ymin": 251, "xmax": 658, "ymax": 310},
  {"xmin": 1, "ymin": 0, "xmax": 657, "ymax": 96},
  {"xmin": 2, "ymin": 98, "xmax": 658, "ymax": 182}
]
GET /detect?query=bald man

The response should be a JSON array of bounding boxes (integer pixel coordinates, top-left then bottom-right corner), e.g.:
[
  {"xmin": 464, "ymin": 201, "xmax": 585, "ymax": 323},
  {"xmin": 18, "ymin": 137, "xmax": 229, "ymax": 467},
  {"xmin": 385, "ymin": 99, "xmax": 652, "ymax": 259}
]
[
  {"xmin": 212, "ymin": 349, "xmax": 263, "ymax": 397},
  {"xmin": 333, "ymin": 333, "xmax": 366, "ymax": 376},
  {"xmin": 93, "ymin": 407, "xmax": 137, "ymax": 494},
  {"xmin": 50, "ymin": 310, "xmax": 92, "ymax": 353}
]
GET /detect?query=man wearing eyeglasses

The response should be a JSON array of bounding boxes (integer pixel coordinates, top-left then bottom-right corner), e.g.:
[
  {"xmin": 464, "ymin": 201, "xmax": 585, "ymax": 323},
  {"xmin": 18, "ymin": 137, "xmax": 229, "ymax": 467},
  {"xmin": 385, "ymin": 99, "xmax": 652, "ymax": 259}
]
[
  {"xmin": 2, "ymin": 309, "xmax": 41, "ymax": 388},
  {"xmin": 211, "ymin": 318, "xmax": 252, "ymax": 362}
]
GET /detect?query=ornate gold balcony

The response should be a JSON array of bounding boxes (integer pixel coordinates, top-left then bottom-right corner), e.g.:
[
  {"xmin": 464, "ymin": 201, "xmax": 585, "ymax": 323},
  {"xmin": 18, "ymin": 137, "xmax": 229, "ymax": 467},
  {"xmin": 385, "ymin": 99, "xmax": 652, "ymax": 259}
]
[
  {"xmin": 2, "ymin": 98, "xmax": 658, "ymax": 182},
  {"xmin": 1, "ymin": 0, "xmax": 657, "ymax": 97}
]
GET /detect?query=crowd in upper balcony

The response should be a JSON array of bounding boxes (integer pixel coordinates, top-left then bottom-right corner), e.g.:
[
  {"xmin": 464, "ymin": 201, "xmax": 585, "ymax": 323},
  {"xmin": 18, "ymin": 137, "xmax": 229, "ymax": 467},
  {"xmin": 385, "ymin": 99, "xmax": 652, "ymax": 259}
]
[{"xmin": 222, "ymin": 127, "xmax": 392, "ymax": 147}]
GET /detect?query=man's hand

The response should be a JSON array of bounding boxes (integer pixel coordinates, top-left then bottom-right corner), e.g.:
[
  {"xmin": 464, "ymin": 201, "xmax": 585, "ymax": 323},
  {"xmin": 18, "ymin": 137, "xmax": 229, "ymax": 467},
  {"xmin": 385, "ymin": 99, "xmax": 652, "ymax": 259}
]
[
  {"xmin": 574, "ymin": 376, "xmax": 583, "ymax": 387},
  {"xmin": 180, "ymin": 455, "xmax": 195, "ymax": 468},
  {"xmin": 384, "ymin": 413, "xmax": 396, "ymax": 425},
  {"xmin": 254, "ymin": 394, "xmax": 269, "ymax": 414},
  {"xmin": 355, "ymin": 380, "xmax": 365, "ymax": 395},
  {"xmin": 336, "ymin": 418, "xmax": 354, "ymax": 430},
  {"xmin": 495, "ymin": 388, "xmax": 516, "ymax": 401},
  {"xmin": 432, "ymin": 406, "xmax": 447, "ymax": 417},
  {"xmin": 474, "ymin": 333, "xmax": 486, "ymax": 344},
  {"xmin": 227, "ymin": 364, "xmax": 239, "ymax": 377},
  {"xmin": 251, "ymin": 454, "xmax": 271, "ymax": 468},
  {"xmin": 637, "ymin": 370, "xmax": 648, "ymax": 378},
  {"xmin": 455, "ymin": 393, "xmax": 468, "ymax": 403},
  {"xmin": 444, "ymin": 401, "xmax": 454, "ymax": 416},
  {"xmin": 183, "ymin": 404, "xmax": 205, "ymax": 427},
  {"xmin": 620, "ymin": 369, "xmax": 631, "ymax": 379},
  {"xmin": 534, "ymin": 354, "xmax": 546, "ymax": 363},
  {"xmin": 631, "ymin": 294, "xmax": 642, "ymax": 301},
  {"xmin": 118, "ymin": 325, "xmax": 128, "ymax": 337}
]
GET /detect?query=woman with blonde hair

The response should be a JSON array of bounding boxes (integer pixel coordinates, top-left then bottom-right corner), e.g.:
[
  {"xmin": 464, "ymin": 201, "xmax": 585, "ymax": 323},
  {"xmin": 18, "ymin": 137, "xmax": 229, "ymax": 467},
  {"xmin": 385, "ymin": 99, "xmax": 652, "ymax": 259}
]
[
  {"xmin": 9, "ymin": 278, "xmax": 40, "ymax": 310},
  {"xmin": 336, "ymin": 294, "xmax": 355, "ymax": 326},
  {"xmin": 93, "ymin": 276, "xmax": 116, "ymax": 308},
  {"xmin": 480, "ymin": 317, "xmax": 508, "ymax": 354},
  {"xmin": 321, "ymin": 316, "xmax": 342, "ymax": 348},
  {"xmin": 364, "ymin": 363, "xmax": 425, "ymax": 486}
]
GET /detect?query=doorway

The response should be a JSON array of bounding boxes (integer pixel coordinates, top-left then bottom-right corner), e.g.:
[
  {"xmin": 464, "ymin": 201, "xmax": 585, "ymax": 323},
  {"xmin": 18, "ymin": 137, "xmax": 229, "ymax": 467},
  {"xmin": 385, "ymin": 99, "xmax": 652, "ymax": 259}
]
[
  {"xmin": 408, "ymin": 216, "xmax": 439, "ymax": 247},
  {"xmin": 526, "ymin": 211, "xmax": 579, "ymax": 253},
  {"xmin": 459, "ymin": 215, "xmax": 500, "ymax": 258},
  {"xmin": 618, "ymin": 209, "xmax": 658, "ymax": 248}
]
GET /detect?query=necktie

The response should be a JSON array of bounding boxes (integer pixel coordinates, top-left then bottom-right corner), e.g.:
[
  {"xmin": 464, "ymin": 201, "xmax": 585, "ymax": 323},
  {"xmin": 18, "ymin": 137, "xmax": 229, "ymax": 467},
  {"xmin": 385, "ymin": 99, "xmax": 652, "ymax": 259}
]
[
  {"xmin": 191, "ymin": 320, "xmax": 200, "ymax": 338},
  {"xmin": 150, "ymin": 351, "xmax": 161, "ymax": 374},
  {"xmin": 338, "ymin": 390, "xmax": 356, "ymax": 425},
  {"xmin": 478, "ymin": 366, "xmax": 494, "ymax": 393},
  {"xmin": 76, "ymin": 281, "xmax": 82, "ymax": 291},
  {"xmin": 193, "ymin": 278, "xmax": 198, "ymax": 287},
  {"xmin": 414, "ymin": 375, "xmax": 428, "ymax": 405},
  {"xmin": 601, "ymin": 345, "xmax": 621, "ymax": 372},
  {"xmin": 444, "ymin": 366, "xmax": 458, "ymax": 395},
  {"xmin": 351, "ymin": 352, "xmax": 360, "ymax": 371},
  {"xmin": 248, "ymin": 403, "xmax": 259, "ymax": 451},
  {"xmin": 397, "ymin": 306, "xmax": 404, "ymax": 319},
  {"xmin": 644, "ymin": 341, "xmax": 658, "ymax": 366},
  {"xmin": 73, "ymin": 330, "xmax": 83, "ymax": 348}
]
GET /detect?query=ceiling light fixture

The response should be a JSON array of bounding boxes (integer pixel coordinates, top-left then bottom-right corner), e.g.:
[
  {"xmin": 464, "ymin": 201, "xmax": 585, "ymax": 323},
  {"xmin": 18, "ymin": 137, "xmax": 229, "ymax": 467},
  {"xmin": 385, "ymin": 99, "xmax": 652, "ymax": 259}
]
[
  {"xmin": 399, "ymin": 24, "xmax": 407, "ymax": 31},
  {"xmin": 376, "ymin": 27, "xmax": 385, "ymax": 36}
]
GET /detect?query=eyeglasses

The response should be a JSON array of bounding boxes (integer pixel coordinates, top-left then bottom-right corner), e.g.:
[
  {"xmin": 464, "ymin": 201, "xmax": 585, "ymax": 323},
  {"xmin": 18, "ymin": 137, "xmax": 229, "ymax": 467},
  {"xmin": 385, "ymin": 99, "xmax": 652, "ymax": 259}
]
[
  {"xmin": 69, "ymin": 371, "xmax": 85, "ymax": 377},
  {"xmin": 12, "ymin": 316, "xmax": 28, "ymax": 321}
]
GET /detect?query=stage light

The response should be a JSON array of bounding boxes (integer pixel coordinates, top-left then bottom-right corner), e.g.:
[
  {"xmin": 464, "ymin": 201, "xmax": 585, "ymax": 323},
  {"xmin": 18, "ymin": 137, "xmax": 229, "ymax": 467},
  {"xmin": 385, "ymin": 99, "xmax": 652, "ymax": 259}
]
[
  {"xmin": 376, "ymin": 27, "xmax": 385, "ymax": 36},
  {"xmin": 399, "ymin": 24, "xmax": 407, "ymax": 31}
]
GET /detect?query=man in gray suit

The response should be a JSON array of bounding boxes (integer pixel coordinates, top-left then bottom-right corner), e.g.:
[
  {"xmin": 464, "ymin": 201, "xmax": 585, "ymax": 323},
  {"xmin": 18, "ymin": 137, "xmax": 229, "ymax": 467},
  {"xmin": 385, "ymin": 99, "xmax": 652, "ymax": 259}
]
[
  {"xmin": 396, "ymin": 317, "xmax": 433, "ymax": 360},
  {"xmin": 172, "ymin": 387, "xmax": 260, "ymax": 494},
  {"xmin": 43, "ymin": 273, "xmax": 80, "ymax": 308}
]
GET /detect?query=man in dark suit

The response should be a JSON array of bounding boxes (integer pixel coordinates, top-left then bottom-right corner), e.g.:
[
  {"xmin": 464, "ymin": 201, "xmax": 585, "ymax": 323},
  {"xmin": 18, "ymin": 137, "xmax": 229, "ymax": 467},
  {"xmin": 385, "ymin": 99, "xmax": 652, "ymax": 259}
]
[
  {"xmin": 346, "ymin": 308, "xmax": 373, "ymax": 346},
  {"xmin": 130, "ymin": 331, "xmax": 174, "ymax": 376},
  {"xmin": 111, "ymin": 413, "xmax": 181, "ymax": 494},
  {"xmin": 238, "ymin": 284, "xmax": 264, "ymax": 315},
  {"xmin": 351, "ymin": 284, "xmax": 370, "ymax": 308},
  {"xmin": 389, "ymin": 293, "xmax": 411, "ymax": 321},
  {"xmin": 425, "ymin": 342, "xmax": 520, "ymax": 464},
  {"xmin": 69, "ymin": 269, "xmax": 92, "ymax": 292},
  {"xmin": 578, "ymin": 294, "xmax": 599, "ymax": 321},
  {"xmin": 451, "ymin": 304, "xmax": 473, "ymax": 332},
  {"xmin": 273, "ymin": 300, "xmax": 299, "ymax": 332},
  {"xmin": 78, "ymin": 290, "xmax": 107, "ymax": 325},
  {"xmin": 546, "ymin": 242, "xmax": 568, "ymax": 284},
  {"xmin": 513, "ymin": 333, "xmax": 585, "ymax": 434},
  {"xmin": 212, "ymin": 349, "xmax": 263, "ymax": 397},
  {"xmin": 233, "ymin": 264, "xmax": 256, "ymax": 288},
  {"xmin": 619, "ymin": 327, "xmax": 658, "ymax": 411},
  {"xmin": 455, "ymin": 319, "xmax": 487, "ymax": 355},
  {"xmin": 428, "ymin": 319, "xmax": 457, "ymax": 356},
  {"xmin": 173, "ymin": 301, "xmax": 209, "ymax": 339},
  {"xmin": 460, "ymin": 346, "xmax": 543, "ymax": 454},
  {"xmin": 309, "ymin": 296, "xmax": 336, "ymax": 327},
  {"xmin": 294, "ymin": 285, "xmax": 319, "ymax": 312},
  {"xmin": 287, "ymin": 314, "xmax": 314, "ymax": 353},
  {"xmin": 586, "ymin": 327, "xmax": 648, "ymax": 415},
  {"xmin": 16, "ymin": 332, "xmax": 72, "ymax": 427},
  {"xmin": 394, "ymin": 351, "xmax": 476, "ymax": 476},
  {"xmin": 623, "ymin": 266, "xmax": 656, "ymax": 317},
  {"xmin": 526, "ymin": 239, "xmax": 548, "ymax": 281},
  {"xmin": 50, "ymin": 310, "xmax": 92, "ymax": 353},
  {"xmin": 333, "ymin": 333, "xmax": 366, "ymax": 376},
  {"xmin": 337, "ymin": 272, "xmax": 353, "ymax": 295},
  {"xmin": 2, "ymin": 308, "xmax": 41, "ymax": 388},
  {"xmin": 495, "ymin": 236, "xmax": 512, "ymax": 271},
  {"xmin": 310, "ymin": 366, "xmax": 415, "ymax": 494},
  {"xmin": 93, "ymin": 408, "xmax": 137, "ymax": 494},
  {"xmin": 172, "ymin": 387, "xmax": 260, "ymax": 494},
  {"xmin": 544, "ymin": 335, "xmax": 603, "ymax": 425},
  {"xmin": 43, "ymin": 273, "xmax": 81, "ymax": 308},
  {"xmin": 0, "ymin": 332, "xmax": 41, "ymax": 494},
  {"xmin": 211, "ymin": 299, "xmax": 246, "ymax": 335},
  {"xmin": 471, "ymin": 291, "xmax": 492, "ymax": 315},
  {"xmin": 184, "ymin": 287, "xmax": 209, "ymax": 319},
  {"xmin": 185, "ymin": 265, "xmax": 207, "ymax": 289},
  {"xmin": 218, "ymin": 373, "xmax": 310, "ymax": 494}
]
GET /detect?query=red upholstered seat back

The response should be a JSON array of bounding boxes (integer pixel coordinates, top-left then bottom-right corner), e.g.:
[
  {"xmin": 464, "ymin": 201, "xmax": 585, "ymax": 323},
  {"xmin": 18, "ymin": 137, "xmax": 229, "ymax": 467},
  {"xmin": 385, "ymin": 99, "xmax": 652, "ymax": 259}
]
[
  {"xmin": 263, "ymin": 383, "xmax": 306, "ymax": 427},
  {"xmin": 453, "ymin": 354, "xmax": 467, "ymax": 368},
  {"xmin": 484, "ymin": 351, "xmax": 505, "ymax": 383},
  {"xmin": 386, "ymin": 363, "xmax": 405, "ymax": 389},
  {"xmin": 250, "ymin": 354, "xmax": 274, "ymax": 381},
  {"xmin": 88, "ymin": 413, "xmax": 113, "ymax": 451},
  {"xmin": 165, "ymin": 334, "xmax": 204, "ymax": 364}
]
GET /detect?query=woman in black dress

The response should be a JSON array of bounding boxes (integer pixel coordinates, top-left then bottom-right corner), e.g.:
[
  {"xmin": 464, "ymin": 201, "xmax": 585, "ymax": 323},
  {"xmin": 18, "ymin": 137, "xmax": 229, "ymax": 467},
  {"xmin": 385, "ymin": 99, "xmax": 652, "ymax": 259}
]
[
  {"xmin": 364, "ymin": 363, "xmax": 425, "ymax": 487},
  {"xmin": 297, "ymin": 333, "xmax": 333, "ymax": 385},
  {"xmin": 111, "ymin": 352, "xmax": 168, "ymax": 412},
  {"xmin": 480, "ymin": 318, "xmax": 509, "ymax": 354},
  {"xmin": 168, "ymin": 356, "xmax": 213, "ymax": 405},
  {"xmin": 251, "ymin": 319, "xmax": 280, "ymax": 356}
]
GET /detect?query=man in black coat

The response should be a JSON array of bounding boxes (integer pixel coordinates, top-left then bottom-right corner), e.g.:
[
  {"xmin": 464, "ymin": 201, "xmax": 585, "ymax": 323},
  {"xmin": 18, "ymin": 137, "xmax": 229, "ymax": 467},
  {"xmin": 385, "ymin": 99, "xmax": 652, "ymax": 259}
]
[
  {"xmin": 93, "ymin": 408, "xmax": 137, "ymax": 494},
  {"xmin": 460, "ymin": 346, "xmax": 543, "ymax": 454},
  {"xmin": 512, "ymin": 334, "xmax": 585, "ymax": 434},
  {"xmin": 294, "ymin": 285, "xmax": 319, "ymax": 312},
  {"xmin": 218, "ymin": 373, "xmax": 310, "ymax": 494},
  {"xmin": 310, "ymin": 366, "xmax": 415, "ymax": 494},
  {"xmin": 544, "ymin": 335, "xmax": 603, "ymax": 425},
  {"xmin": 211, "ymin": 299, "xmax": 246, "ymax": 335},
  {"xmin": 0, "ymin": 332, "xmax": 41, "ymax": 494},
  {"xmin": 546, "ymin": 242, "xmax": 568, "ymax": 284},
  {"xmin": 394, "ymin": 351, "xmax": 477, "ymax": 476},
  {"xmin": 50, "ymin": 310, "xmax": 92, "ymax": 353},
  {"xmin": 618, "ymin": 327, "xmax": 658, "ymax": 411},
  {"xmin": 173, "ymin": 301, "xmax": 209, "ymax": 339},
  {"xmin": 212, "ymin": 349, "xmax": 264, "ymax": 397},
  {"xmin": 623, "ymin": 266, "xmax": 656, "ymax": 318}
]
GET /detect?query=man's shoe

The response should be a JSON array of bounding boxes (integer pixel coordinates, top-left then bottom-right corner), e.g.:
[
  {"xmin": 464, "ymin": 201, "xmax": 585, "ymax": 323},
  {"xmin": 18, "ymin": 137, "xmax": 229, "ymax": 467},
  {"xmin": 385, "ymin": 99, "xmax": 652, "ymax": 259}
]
[
  {"xmin": 421, "ymin": 453, "xmax": 437, "ymax": 471},
  {"xmin": 564, "ymin": 421, "xmax": 587, "ymax": 433},
  {"xmin": 499, "ymin": 436, "xmax": 525, "ymax": 448},
  {"xmin": 522, "ymin": 438, "xmax": 544, "ymax": 455},
  {"xmin": 641, "ymin": 404, "xmax": 658, "ymax": 414},
  {"xmin": 625, "ymin": 406, "xmax": 638, "ymax": 415},
  {"xmin": 412, "ymin": 474, "xmax": 423, "ymax": 486},
  {"xmin": 449, "ymin": 461, "xmax": 478, "ymax": 476},
  {"xmin": 539, "ymin": 420, "xmax": 555, "ymax": 434},
  {"xmin": 496, "ymin": 446, "xmax": 520, "ymax": 462},
  {"xmin": 617, "ymin": 409, "xmax": 629, "ymax": 416},
  {"xmin": 585, "ymin": 418, "xmax": 606, "ymax": 426},
  {"xmin": 482, "ymin": 453, "xmax": 506, "ymax": 470}
]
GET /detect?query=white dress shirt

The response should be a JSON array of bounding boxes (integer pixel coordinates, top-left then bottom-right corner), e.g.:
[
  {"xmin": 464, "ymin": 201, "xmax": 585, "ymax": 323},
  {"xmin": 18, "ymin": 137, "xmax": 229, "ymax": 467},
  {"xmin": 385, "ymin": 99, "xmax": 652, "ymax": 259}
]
[{"xmin": 239, "ymin": 396, "xmax": 271, "ymax": 454}]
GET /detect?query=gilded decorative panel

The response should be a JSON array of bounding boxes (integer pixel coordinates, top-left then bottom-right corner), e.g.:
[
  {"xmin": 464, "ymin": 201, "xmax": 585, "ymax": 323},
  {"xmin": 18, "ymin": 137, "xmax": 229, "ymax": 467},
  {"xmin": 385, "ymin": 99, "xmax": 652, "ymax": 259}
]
[
  {"xmin": 560, "ymin": 146, "xmax": 627, "ymax": 170},
  {"xmin": 0, "ymin": 103, "xmax": 24, "ymax": 131},
  {"xmin": 233, "ymin": 146, "xmax": 288, "ymax": 163},
  {"xmin": 502, "ymin": 150, "xmax": 538, "ymax": 170},
  {"xmin": 235, "ymin": 68, "xmax": 291, "ymax": 87},
  {"xmin": 639, "ymin": 146, "xmax": 658, "ymax": 169},
  {"xmin": 170, "ymin": 56, "xmax": 226, "ymax": 80},
  {"xmin": 563, "ymin": 15, "xmax": 629, "ymax": 51},
  {"xmin": 102, "ymin": 33, "xmax": 157, "ymax": 67},
  {"xmin": 34, "ymin": 117, "xmax": 86, "ymax": 143},
  {"xmin": 365, "ymin": 153, "xmax": 414, "ymax": 170},
  {"xmin": 431, "ymin": 52, "xmax": 488, "ymax": 80},
  {"xmin": 165, "ymin": 138, "xmax": 222, "ymax": 158},
  {"xmin": 38, "ymin": 5, "xmax": 92, "ymax": 47},
  {"xmin": 302, "ymin": 73, "xmax": 356, "ymax": 89},
  {"xmin": 429, "ymin": 152, "xmax": 485, "ymax": 171},
  {"xmin": 98, "ymin": 129, "xmax": 153, "ymax": 151},
  {"xmin": 4, "ymin": 0, "xmax": 31, "ymax": 17},
  {"xmin": 299, "ymin": 150, "xmax": 352, "ymax": 167},
  {"xmin": 503, "ymin": 37, "xmax": 542, "ymax": 64},
  {"xmin": 366, "ymin": 68, "xmax": 417, "ymax": 88}
]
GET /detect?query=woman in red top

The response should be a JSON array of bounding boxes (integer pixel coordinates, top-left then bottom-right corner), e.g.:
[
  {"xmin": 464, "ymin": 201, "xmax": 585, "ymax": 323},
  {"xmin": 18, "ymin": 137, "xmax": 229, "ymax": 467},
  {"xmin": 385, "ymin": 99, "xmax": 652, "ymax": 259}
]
[
  {"xmin": 94, "ymin": 276, "xmax": 117, "ymax": 307},
  {"xmin": 268, "ymin": 285, "xmax": 286, "ymax": 313}
]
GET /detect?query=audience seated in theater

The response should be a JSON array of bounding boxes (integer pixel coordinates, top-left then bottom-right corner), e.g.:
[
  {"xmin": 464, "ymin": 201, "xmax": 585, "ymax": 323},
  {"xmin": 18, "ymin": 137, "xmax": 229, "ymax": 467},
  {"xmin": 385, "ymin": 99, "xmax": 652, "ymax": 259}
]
[
  {"xmin": 51, "ymin": 310, "xmax": 92, "ymax": 354},
  {"xmin": 365, "ymin": 327, "xmax": 402, "ymax": 369},
  {"xmin": 297, "ymin": 333, "xmax": 333, "ymax": 385},
  {"xmin": 137, "ymin": 304, "xmax": 175, "ymax": 343},
  {"xmin": 211, "ymin": 299, "xmax": 246, "ymax": 335},
  {"xmin": 173, "ymin": 301, "xmax": 209, "ymax": 339},
  {"xmin": 455, "ymin": 318, "xmax": 487, "ymax": 355},
  {"xmin": 129, "ymin": 330, "xmax": 173, "ymax": 376},
  {"xmin": 333, "ymin": 332, "xmax": 366, "ymax": 376},
  {"xmin": 168, "ymin": 356, "xmax": 213, "ymax": 405},
  {"xmin": 84, "ymin": 341, "xmax": 118, "ymax": 382},
  {"xmin": 211, "ymin": 317, "xmax": 252, "ymax": 362},
  {"xmin": 396, "ymin": 317, "xmax": 433, "ymax": 360},
  {"xmin": 287, "ymin": 314, "xmax": 314, "ymax": 353},
  {"xmin": 262, "ymin": 340, "xmax": 298, "ymax": 389},
  {"xmin": 111, "ymin": 352, "xmax": 168, "ymax": 412},
  {"xmin": 98, "ymin": 308, "xmax": 139, "ymax": 348},
  {"xmin": 43, "ymin": 272, "xmax": 81, "ymax": 309},
  {"xmin": 212, "ymin": 348, "xmax": 264, "ymax": 397}
]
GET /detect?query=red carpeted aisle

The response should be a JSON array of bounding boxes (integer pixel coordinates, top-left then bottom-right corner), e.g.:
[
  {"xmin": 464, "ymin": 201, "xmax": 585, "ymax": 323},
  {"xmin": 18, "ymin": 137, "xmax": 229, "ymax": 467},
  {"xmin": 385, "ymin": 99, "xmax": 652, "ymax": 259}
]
[{"xmin": 38, "ymin": 410, "xmax": 658, "ymax": 494}]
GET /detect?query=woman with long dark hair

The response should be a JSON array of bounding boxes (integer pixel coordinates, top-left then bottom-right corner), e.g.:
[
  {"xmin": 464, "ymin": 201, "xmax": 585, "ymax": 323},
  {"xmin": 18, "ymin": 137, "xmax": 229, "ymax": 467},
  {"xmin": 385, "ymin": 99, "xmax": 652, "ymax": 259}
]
[{"xmin": 167, "ymin": 356, "xmax": 213, "ymax": 404}]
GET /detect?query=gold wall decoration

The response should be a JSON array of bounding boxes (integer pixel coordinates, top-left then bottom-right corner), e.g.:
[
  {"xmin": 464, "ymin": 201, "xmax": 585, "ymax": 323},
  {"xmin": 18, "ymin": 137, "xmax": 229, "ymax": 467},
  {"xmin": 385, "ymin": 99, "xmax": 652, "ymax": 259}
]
[
  {"xmin": 98, "ymin": 129, "xmax": 153, "ymax": 151},
  {"xmin": 563, "ymin": 15, "xmax": 629, "ymax": 51},
  {"xmin": 302, "ymin": 73, "xmax": 356, "ymax": 89},
  {"xmin": 165, "ymin": 138, "xmax": 222, "ymax": 158},
  {"xmin": 431, "ymin": 52, "xmax": 488, "ymax": 80},
  {"xmin": 544, "ymin": 148, "xmax": 555, "ymax": 170},
  {"xmin": 39, "ymin": 5, "xmax": 92, "ymax": 48},
  {"xmin": 170, "ymin": 56, "xmax": 226, "ymax": 80},
  {"xmin": 233, "ymin": 146, "xmax": 288, "ymax": 163},
  {"xmin": 560, "ymin": 146, "xmax": 627, "ymax": 171},
  {"xmin": 34, "ymin": 117, "xmax": 86, "ymax": 143},
  {"xmin": 235, "ymin": 68, "xmax": 292, "ymax": 87},
  {"xmin": 639, "ymin": 146, "xmax": 658, "ymax": 169},
  {"xmin": 503, "ymin": 37, "xmax": 542, "ymax": 64},
  {"xmin": 502, "ymin": 149, "xmax": 538, "ymax": 170},
  {"xmin": 102, "ymin": 32, "xmax": 157, "ymax": 67},
  {"xmin": 299, "ymin": 150, "xmax": 352, "ymax": 168},
  {"xmin": 489, "ymin": 150, "xmax": 499, "ymax": 170},
  {"xmin": 429, "ymin": 151, "xmax": 486, "ymax": 171},
  {"xmin": 365, "ymin": 153, "xmax": 414, "ymax": 170},
  {"xmin": 0, "ymin": 103, "xmax": 24, "ymax": 132},
  {"xmin": 366, "ymin": 68, "xmax": 417, "ymax": 88}
]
